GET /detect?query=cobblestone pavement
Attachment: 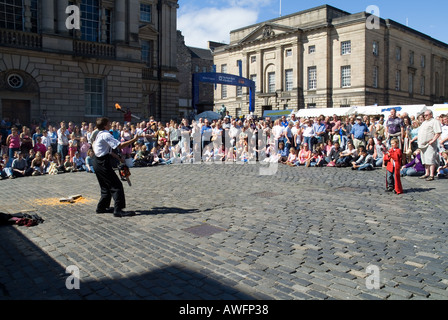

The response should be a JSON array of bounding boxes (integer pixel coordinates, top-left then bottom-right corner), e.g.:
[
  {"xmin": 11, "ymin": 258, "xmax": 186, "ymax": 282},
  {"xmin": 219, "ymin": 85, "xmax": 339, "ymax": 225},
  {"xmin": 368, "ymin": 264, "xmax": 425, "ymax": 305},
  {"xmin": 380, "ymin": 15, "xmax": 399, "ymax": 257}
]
[{"xmin": 1, "ymin": 162, "xmax": 448, "ymax": 301}]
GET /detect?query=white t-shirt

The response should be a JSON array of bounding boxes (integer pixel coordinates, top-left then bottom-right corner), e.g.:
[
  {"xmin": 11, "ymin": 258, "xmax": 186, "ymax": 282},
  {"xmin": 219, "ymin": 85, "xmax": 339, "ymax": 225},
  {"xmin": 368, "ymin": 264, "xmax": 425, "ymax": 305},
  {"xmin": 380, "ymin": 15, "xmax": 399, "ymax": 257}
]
[{"xmin": 93, "ymin": 130, "xmax": 121, "ymax": 157}]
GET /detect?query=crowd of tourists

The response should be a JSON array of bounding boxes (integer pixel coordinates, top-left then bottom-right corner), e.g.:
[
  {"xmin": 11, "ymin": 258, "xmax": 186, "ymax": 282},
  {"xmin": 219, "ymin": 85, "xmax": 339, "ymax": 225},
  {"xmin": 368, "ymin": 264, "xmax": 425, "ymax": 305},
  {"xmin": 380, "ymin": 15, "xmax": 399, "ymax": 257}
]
[{"xmin": 1, "ymin": 109, "xmax": 448, "ymax": 182}]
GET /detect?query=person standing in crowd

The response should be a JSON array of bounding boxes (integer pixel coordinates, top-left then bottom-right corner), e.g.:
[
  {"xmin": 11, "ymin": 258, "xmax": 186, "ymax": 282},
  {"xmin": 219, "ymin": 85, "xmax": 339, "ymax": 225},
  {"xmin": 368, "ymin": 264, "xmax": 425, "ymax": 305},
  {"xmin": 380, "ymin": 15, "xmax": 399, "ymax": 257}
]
[
  {"xmin": 57, "ymin": 121, "xmax": 70, "ymax": 160},
  {"xmin": 92, "ymin": 117, "xmax": 141, "ymax": 217},
  {"xmin": 384, "ymin": 138, "xmax": 403, "ymax": 194},
  {"xmin": 385, "ymin": 108, "xmax": 404, "ymax": 149},
  {"xmin": 418, "ymin": 110, "xmax": 442, "ymax": 181},
  {"xmin": 351, "ymin": 116, "xmax": 369, "ymax": 149},
  {"xmin": 439, "ymin": 114, "xmax": 448, "ymax": 151},
  {"xmin": 6, "ymin": 127, "xmax": 21, "ymax": 159}
]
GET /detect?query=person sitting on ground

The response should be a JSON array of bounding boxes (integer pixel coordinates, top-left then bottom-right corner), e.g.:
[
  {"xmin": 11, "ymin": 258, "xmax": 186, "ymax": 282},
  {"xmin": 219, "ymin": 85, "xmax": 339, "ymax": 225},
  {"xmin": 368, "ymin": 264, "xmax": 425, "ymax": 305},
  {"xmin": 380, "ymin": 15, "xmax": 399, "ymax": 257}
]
[
  {"xmin": 63, "ymin": 155, "xmax": 76, "ymax": 172},
  {"xmin": 373, "ymin": 136, "xmax": 387, "ymax": 168},
  {"xmin": 277, "ymin": 141, "xmax": 289, "ymax": 164},
  {"xmin": 297, "ymin": 143, "xmax": 312, "ymax": 166},
  {"xmin": 309, "ymin": 149, "xmax": 326, "ymax": 167},
  {"xmin": 325, "ymin": 142, "xmax": 342, "ymax": 166},
  {"xmin": 336, "ymin": 141, "xmax": 357, "ymax": 167},
  {"xmin": 30, "ymin": 151, "xmax": 45, "ymax": 176},
  {"xmin": 73, "ymin": 151, "xmax": 86, "ymax": 171},
  {"xmin": 437, "ymin": 150, "xmax": 448, "ymax": 178},
  {"xmin": 401, "ymin": 149, "xmax": 425, "ymax": 177},
  {"xmin": 285, "ymin": 147, "xmax": 298, "ymax": 166},
  {"xmin": 0, "ymin": 154, "xmax": 13, "ymax": 179},
  {"xmin": 351, "ymin": 148, "xmax": 375, "ymax": 171},
  {"xmin": 85, "ymin": 149, "xmax": 95, "ymax": 173},
  {"xmin": 54, "ymin": 152, "xmax": 66, "ymax": 173},
  {"xmin": 11, "ymin": 151, "xmax": 27, "ymax": 178}
]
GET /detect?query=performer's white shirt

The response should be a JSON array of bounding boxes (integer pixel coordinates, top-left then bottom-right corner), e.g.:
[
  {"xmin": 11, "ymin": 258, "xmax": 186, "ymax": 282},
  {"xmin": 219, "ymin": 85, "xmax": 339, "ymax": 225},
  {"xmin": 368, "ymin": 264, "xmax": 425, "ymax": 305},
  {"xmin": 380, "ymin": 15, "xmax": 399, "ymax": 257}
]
[{"xmin": 93, "ymin": 130, "xmax": 121, "ymax": 157}]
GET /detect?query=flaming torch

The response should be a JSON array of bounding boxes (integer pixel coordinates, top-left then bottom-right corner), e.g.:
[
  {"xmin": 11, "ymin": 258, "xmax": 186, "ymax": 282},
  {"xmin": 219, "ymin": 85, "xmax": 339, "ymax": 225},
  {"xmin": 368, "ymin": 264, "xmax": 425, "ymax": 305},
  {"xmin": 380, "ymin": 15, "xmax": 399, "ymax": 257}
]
[{"xmin": 115, "ymin": 103, "xmax": 142, "ymax": 120}]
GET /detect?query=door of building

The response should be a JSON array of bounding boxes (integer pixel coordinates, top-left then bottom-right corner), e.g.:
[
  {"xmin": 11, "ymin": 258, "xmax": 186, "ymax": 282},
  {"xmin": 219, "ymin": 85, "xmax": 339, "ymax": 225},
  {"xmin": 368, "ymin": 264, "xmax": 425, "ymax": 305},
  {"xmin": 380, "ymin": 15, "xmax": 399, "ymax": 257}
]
[{"xmin": 1, "ymin": 99, "xmax": 31, "ymax": 127}]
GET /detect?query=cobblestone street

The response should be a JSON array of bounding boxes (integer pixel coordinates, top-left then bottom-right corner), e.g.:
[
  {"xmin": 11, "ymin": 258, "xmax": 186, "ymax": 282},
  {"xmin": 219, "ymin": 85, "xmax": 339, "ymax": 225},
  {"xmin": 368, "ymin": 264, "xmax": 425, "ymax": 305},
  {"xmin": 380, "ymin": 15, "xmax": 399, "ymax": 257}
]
[{"xmin": 1, "ymin": 162, "xmax": 448, "ymax": 301}]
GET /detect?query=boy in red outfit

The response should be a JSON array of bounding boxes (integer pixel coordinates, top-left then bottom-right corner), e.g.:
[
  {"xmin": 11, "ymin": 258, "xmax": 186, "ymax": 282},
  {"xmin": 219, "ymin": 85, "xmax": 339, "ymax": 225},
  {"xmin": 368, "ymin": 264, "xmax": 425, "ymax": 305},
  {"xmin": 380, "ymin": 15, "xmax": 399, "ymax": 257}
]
[{"xmin": 383, "ymin": 138, "xmax": 403, "ymax": 194}]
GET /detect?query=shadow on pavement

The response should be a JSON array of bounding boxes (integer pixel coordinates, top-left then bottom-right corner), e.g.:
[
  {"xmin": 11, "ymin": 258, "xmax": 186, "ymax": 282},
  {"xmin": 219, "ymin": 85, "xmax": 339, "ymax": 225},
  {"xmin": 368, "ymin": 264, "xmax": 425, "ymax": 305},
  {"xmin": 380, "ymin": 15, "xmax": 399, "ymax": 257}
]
[
  {"xmin": 135, "ymin": 207, "xmax": 201, "ymax": 216},
  {"xmin": 0, "ymin": 224, "xmax": 258, "ymax": 300}
]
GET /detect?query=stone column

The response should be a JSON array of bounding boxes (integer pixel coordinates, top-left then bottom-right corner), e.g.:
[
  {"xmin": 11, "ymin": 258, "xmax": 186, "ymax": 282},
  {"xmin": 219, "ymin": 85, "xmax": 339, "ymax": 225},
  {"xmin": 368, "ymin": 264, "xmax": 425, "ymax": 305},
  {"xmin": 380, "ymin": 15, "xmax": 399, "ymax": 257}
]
[
  {"xmin": 41, "ymin": 0, "xmax": 55, "ymax": 33},
  {"xmin": 129, "ymin": 0, "xmax": 139, "ymax": 44},
  {"xmin": 115, "ymin": 0, "xmax": 126, "ymax": 43},
  {"xmin": 57, "ymin": 0, "xmax": 69, "ymax": 35}
]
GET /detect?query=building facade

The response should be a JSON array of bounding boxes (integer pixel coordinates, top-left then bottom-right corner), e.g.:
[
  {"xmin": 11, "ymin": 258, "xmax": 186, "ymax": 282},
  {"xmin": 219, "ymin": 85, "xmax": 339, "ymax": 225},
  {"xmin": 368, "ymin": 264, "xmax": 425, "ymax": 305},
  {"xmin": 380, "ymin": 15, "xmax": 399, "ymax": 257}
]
[
  {"xmin": 213, "ymin": 5, "xmax": 448, "ymax": 117},
  {"xmin": 0, "ymin": 0, "xmax": 179, "ymax": 126},
  {"xmin": 177, "ymin": 31, "xmax": 214, "ymax": 118}
]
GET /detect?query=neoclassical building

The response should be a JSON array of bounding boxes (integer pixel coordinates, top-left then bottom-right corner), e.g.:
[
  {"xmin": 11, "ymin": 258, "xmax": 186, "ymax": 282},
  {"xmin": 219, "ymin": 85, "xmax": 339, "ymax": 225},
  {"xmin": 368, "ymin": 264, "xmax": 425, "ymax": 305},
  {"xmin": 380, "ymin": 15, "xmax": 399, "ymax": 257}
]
[
  {"xmin": 0, "ymin": 0, "xmax": 179, "ymax": 126},
  {"xmin": 213, "ymin": 5, "xmax": 448, "ymax": 117}
]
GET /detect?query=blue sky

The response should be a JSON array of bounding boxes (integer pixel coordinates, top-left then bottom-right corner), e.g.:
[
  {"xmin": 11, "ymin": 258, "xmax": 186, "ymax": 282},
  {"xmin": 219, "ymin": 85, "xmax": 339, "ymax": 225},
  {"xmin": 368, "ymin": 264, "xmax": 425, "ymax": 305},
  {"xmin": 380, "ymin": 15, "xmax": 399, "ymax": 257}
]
[{"xmin": 178, "ymin": 0, "xmax": 448, "ymax": 48}]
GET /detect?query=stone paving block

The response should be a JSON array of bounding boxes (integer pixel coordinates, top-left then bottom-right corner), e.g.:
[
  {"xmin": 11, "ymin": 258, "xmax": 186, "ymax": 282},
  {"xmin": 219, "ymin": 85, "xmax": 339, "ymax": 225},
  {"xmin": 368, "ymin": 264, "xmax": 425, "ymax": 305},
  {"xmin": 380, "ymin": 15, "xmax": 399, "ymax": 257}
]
[{"xmin": 1, "ymin": 163, "xmax": 448, "ymax": 300}]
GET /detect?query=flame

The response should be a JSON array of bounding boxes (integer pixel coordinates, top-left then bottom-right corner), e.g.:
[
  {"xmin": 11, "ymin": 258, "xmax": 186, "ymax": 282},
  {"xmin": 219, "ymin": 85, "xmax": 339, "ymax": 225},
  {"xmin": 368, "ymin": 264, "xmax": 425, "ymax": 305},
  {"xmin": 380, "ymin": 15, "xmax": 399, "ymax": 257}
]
[{"xmin": 115, "ymin": 103, "xmax": 122, "ymax": 111}]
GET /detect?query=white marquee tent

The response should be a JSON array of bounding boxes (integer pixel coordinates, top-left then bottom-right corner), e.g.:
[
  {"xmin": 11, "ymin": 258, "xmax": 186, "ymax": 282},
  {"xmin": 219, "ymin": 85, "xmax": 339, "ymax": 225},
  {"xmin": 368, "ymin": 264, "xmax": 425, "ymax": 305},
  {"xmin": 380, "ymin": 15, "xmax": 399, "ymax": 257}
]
[
  {"xmin": 294, "ymin": 105, "xmax": 428, "ymax": 119},
  {"xmin": 428, "ymin": 104, "xmax": 448, "ymax": 117},
  {"xmin": 296, "ymin": 107, "xmax": 355, "ymax": 118}
]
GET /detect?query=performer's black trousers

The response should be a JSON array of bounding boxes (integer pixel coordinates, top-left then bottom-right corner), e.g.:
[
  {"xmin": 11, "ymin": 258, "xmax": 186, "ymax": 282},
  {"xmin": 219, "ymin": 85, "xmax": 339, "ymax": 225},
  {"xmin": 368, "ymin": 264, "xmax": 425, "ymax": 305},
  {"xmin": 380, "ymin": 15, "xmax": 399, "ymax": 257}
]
[{"xmin": 93, "ymin": 154, "xmax": 125, "ymax": 212}]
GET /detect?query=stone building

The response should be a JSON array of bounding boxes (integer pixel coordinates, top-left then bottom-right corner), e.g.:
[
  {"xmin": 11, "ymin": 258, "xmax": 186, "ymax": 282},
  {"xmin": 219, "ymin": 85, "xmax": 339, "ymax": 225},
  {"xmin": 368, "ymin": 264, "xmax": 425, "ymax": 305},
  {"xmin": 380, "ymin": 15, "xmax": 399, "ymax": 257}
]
[
  {"xmin": 213, "ymin": 5, "xmax": 448, "ymax": 117},
  {"xmin": 0, "ymin": 0, "xmax": 179, "ymax": 126},
  {"xmin": 177, "ymin": 31, "xmax": 214, "ymax": 118}
]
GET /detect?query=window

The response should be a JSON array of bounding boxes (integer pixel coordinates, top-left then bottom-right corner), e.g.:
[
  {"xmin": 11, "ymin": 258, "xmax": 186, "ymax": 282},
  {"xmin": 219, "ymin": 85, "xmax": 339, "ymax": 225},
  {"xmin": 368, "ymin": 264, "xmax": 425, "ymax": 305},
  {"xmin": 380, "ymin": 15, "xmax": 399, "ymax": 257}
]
[
  {"xmin": 0, "ymin": 0, "xmax": 38, "ymax": 32},
  {"xmin": 373, "ymin": 41, "xmax": 379, "ymax": 56},
  {"xmin": 221, "ymin": 64, "xmax": 227, "ymax": 98},
  {"xmin": 308, "ymin": 45, "xmax": 316, "ymax": 54},
  {"xmin": 341, "ymin": 66, "xmax": 351, "ymax": 88},
  {"xmin": 396, "ymin": 47, "xmax": 401, "ymax": 61},
  {"xmin": 236, "ymin": 108, "xmax": 242, "ymax": 118},
  {"xmin": 341, "ymin": 41, "xmax": 351, "ymax": 55},
  {"xmin": 409, "ymin": 51, "xmax": 414, "ymax": 66},
  {"xmin": 285, "ymin": 49, "xmax": 293, "ymax": 57},
  {"xmin": 251, "ymin": 56, "xmax": 256, "ymax": 63},
  {"xmin": 81, "ymin": 0, "xmax": 100, "ymax": 42},
  {"xmin": 140, "ymin": 3, "xmax": 152, "ymax": 22},
  {"xmin": 141, "ymin": 40, "xmax": 152, "ymax": 66},
  {"xmin": 395, "ymin": 70, "xmax": 401, "ymax": 91},
  {"xmin": 250, "ymin": 74, "xmax": 257, "ymax": 92},
  {"xmin": 421, "ymin": 55, "xmax": 426, "ymax": 68},
  {"xmin": 237, "ymin": 86, "xmax": 242, "ymax": 97},
  {"xmin": 408, "ymin": 73, "xmax": 414, "ymax": 94},
  {"xmin": 308, "ymin": 66, "xmax": 317, "ymax": 90},
  {"xmin": 420, "ymin": 76, "xmax": 425, "ymax": 95},
  {"xmin": 7, "ymin": 74, "xmax": 24, "ymax": 89},
  {"xmin": 268, "ymin": 72, "xmax": 275, "ymax": 93},
  {"xmin": 373, "ymin": 66, "xmax": 378, "ymax": 88},
  {"xmin": 105, "ymin": 9, "xmax": 112, "ymax": 44},
  {"xmin": 307, "ymin": 103, "xmax": 316, "ymax": 109},
  {"xmin": 85, "ymin": 78, "xmax": 104, "ymax": 116},
  {"xmin": 285, "ymin": 69, "xmax": 293, "ymax": 91}
]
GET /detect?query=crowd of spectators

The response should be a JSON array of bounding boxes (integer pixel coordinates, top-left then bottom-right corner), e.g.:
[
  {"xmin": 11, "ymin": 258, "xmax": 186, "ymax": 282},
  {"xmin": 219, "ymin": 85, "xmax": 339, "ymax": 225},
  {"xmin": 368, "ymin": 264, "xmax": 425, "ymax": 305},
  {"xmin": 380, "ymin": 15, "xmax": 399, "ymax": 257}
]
[{"xmin": 1, "ymin": 109, "xmax": 448, "ymax": 183}]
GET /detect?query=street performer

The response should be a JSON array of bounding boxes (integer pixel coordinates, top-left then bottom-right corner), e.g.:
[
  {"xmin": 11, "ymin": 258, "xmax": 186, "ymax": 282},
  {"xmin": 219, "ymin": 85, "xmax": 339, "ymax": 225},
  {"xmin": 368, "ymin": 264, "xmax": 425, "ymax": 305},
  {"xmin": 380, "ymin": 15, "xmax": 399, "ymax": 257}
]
[{"xmin": 92, "ymin": 117, "xmax": 141, "ymax": 217}]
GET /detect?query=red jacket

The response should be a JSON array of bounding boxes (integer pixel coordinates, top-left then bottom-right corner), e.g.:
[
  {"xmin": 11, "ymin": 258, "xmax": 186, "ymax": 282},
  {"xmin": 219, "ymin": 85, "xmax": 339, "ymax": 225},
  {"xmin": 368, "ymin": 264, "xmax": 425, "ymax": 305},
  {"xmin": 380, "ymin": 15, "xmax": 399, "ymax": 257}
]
[{"xmin": 384, "ymin": 148, "xmax": 403, "ymax": 194}]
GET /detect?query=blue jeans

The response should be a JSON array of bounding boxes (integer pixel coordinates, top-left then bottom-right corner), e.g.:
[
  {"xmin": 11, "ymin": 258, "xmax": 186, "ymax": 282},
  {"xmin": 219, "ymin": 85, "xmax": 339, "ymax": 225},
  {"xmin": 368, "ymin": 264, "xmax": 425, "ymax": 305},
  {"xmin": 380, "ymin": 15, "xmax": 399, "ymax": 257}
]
[
  {"xmin": 57, "ymin": 144, "xmax": 68, "ymax": 160},
  {"xmin": 357, "ymin": 163, "xmax": 373, "ymax": 171},
  {"xmin": 401, "ymin": 167, "xmax": 424, "ymax": 176},
  {"xmin": 304, "ymin": 136, "xmax": 312, "ymax": 149},
  {"xmin": 375, "ymin": 157, "xmax": 383, "ymax": 168}
]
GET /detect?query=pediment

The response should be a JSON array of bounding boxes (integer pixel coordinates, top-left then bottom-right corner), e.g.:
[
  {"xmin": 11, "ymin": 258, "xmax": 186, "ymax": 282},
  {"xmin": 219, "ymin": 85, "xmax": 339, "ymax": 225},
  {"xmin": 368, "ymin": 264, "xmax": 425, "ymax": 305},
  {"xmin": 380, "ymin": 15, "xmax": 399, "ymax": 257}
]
[
  {"xmin": 139, "ymin": 24, "xmax": 159, "ymax": 39},
  {"xmin": 239, "ymin": 23, "xmax": 298, "ymax": 44}
]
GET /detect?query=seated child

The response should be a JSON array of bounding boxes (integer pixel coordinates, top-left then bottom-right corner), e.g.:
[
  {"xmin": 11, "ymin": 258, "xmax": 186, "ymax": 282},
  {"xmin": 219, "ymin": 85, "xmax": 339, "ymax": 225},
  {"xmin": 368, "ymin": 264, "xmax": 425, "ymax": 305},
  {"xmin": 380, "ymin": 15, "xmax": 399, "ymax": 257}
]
[
  {"xmin": 437, "ymin": 150, "xmax": 448, "ymax": 178},
  {"xmin": 85, "ymin": 149, "xmax": 95, "ymax": 173}
]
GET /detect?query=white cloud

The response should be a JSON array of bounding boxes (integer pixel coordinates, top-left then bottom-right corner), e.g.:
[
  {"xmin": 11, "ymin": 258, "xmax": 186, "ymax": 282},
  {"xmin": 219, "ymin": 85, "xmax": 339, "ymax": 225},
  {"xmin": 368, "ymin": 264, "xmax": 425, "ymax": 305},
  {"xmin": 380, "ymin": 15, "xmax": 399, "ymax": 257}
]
[
  {"xmin": 178, "ymin": 6, "xmax": 259, "ymax": 48},
  {"xmin": 177, "ymin": 0, "xmax": 276, "ymax": 48}
]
